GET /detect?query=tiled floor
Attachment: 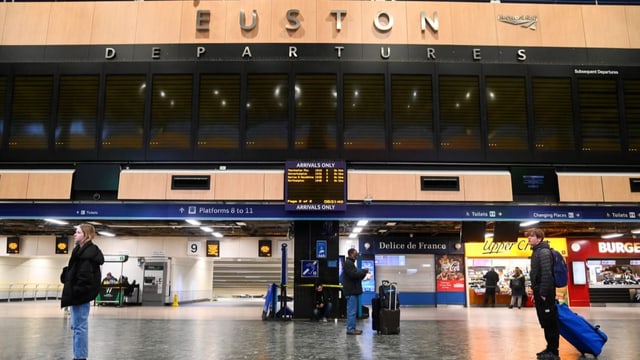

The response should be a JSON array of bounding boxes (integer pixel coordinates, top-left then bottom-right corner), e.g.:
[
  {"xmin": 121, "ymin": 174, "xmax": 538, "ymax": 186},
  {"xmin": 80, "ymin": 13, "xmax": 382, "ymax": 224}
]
[{"xmin": 0, "ymin": 299, "xmax": 637, "ymax": 360}]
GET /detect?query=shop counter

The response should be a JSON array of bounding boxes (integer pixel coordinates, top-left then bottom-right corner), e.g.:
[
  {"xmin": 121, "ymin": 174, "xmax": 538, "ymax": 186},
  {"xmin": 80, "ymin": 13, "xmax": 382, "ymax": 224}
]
[
  {"xmin": 468, "ymin": 288, "xmax": 512, "ymax": 306},
  {"xmin": 95, "ymin": 284, "xmax": 140, "ymax": 306}
]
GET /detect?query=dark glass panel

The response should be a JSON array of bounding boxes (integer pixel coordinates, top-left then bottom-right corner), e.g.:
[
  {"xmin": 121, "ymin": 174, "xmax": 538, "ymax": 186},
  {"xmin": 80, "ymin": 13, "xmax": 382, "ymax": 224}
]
[
  {"xmin": 532, "ymin": 78, "xmax": 574, "ymax": 151},
  {"xmin": 9, "ymin": 76, "xmax": 53, "ymax": 150},
  {"xmin": 578, "ymin": 79, "xmax": 620, "ymax": 152},
  {"xmin": 485, "ymin": 77, "xmax": 528, "ymax": 151},
  {"xmin": 246, "ymin": 74, "xmax": 288, "ymax": 150},
  {"xmin": 294, "ymin": 74, "xmax": 337, "ymax": 150},
  {"xmin": 391, "ymin": 74, "xmax": 433, "ymax": 150},
  {"xmin": 103, "ymin": 75, "xmax": 145, "ymax": 149},
  {"xmin": 343, "ymin": 74, "xmax": 385, "ymax": 150},
  {"xmin": 55, "ymin": 75, "xmax": 99, "ymax": 150},
  {"xmin": 624, "ymin": 80, "xmax": 640, "ymax": 153},
  {"xmin": 150, "ymin": 75, "xmax": 193, "ymax": 149},
  {"xmin": 0, "ymin": 77, "xmax": 6, "ymax": 150},
  {"xmin": 438, "ymin": 76, "xmax": 481, "ymax": 150},
  {"xmin": 198, "ymin": 74, "xmax": 241, "ymax": 150}
]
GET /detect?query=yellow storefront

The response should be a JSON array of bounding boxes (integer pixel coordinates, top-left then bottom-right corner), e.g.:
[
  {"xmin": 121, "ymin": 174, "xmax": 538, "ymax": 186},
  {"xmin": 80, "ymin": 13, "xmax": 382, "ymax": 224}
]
[{"xmin": 465, "ymin": 237, "xmax": 568, "ymax": 307}]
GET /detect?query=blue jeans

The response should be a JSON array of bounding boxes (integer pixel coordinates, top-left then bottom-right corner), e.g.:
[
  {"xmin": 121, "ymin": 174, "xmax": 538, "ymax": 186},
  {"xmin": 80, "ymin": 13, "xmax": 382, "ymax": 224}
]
[
  {"xmin": 346, "ymin": 295, "xmax": 358, "ymax": 332},
  {"xmin": 313, "ymin": 302, "xmax": 333, "ymax": 319},
  {"xmin": 70, "ymin": 302, "xmax": 91, "ymax": 359}
]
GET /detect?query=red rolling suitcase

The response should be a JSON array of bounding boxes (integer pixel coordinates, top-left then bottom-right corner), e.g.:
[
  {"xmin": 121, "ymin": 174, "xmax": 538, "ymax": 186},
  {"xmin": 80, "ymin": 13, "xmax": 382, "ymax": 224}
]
[{"xmin": 557, "ymin": 303, "xmax": 607, "ymax": 358}]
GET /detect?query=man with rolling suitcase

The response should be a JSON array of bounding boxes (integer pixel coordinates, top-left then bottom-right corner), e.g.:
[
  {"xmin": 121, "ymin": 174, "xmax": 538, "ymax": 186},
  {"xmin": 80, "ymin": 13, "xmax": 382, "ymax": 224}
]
[{"xmin": 528, "ymin": 228, "xmax": 561, "ymax": 360}]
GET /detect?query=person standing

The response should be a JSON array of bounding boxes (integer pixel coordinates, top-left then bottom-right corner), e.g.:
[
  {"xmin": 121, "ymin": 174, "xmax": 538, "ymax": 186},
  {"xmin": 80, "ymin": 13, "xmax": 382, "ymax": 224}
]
[
  {"xmin": 60, "ymin": 223, "xmax": 105, "ymax": 360},
  {"xmin": 483, "ymin": 267, "xmax": 500, "ymax": 307},
  {"xmin": 528, "ymin": 228, "xmax": 561, "ymax": 360},
  {"xmin": 509, "ymin": 267, "xmax": 526, "ymax": 309},
  {"xmin": 342, "ymin": 248, "xmax": 369, "ymax": 335}
]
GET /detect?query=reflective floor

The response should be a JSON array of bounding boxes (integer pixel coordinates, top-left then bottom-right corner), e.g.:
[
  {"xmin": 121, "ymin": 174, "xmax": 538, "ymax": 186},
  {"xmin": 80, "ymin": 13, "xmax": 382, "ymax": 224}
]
[{"xmin": 0, "ymin": 299, "xmax": 638, "ymax": 360}]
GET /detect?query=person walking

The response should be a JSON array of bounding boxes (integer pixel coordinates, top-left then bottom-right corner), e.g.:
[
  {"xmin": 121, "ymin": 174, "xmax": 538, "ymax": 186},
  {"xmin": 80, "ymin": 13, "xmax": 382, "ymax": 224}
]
[
  {"xmin": 483, "ymin": 267, "xmax": 500, "ymax": 307},
  {"xmin": 342, "ymin": 248, "xmax": 369, "ymax": 335},
  {"xmin": 60, "ymin": 223, "xmax": 105, "ymax": 360},
  {"xmin": 509, "ymin": 267, "xmax": 526, "ymax": 309},
  {"xmin": 528, "ymin": 228, "xmax": 561, "ymax": 360}
]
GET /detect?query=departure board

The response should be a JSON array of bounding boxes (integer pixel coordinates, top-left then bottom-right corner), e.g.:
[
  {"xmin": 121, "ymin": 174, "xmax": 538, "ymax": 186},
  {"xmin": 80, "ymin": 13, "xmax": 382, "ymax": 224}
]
[{"xmin": 285, "ymin": 160, "xmax": 346, "ymax": 211}]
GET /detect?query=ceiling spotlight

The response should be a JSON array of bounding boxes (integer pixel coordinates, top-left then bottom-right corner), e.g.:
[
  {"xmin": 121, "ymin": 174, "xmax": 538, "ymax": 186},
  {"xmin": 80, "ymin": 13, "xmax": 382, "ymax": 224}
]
[
  {"xmin": 601, "ymin": 233, "xmax": 623, "ymax": 239},
  {"xmin": 185, "ymin": 219, "xmax": 201, "ymax": 226},
  {"xmin": 45, "ymin": 218, "xmax": 69, "ymax": 225}
]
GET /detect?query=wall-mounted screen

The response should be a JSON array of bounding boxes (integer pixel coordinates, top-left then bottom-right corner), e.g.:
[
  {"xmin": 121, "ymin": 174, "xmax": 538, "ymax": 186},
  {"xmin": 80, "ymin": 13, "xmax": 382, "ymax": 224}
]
[
  {"xmin": 510, "ymin": 167, "xmax": 559, "ymax": 202},
  {"xmin": 572, "ymin": 261, "xmax": 587, "ymax": 285},
  {"xmin": 361, "ymin": 259, "xmax": 376, "ymax": 292},
  {"xmin": 285, "ymin": 160, "xmax": 346, "ymax": 211}
]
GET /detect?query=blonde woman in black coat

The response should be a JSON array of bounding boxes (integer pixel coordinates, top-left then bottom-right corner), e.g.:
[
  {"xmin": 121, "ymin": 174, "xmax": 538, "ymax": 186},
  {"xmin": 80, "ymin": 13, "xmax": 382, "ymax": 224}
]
[{"xmin": 60, "ymin": 223, "xmax": 105, "ymax": 360}]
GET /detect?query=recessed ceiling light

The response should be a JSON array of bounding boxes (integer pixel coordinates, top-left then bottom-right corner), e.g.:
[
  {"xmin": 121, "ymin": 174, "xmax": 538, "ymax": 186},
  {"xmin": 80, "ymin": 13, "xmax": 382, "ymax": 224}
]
[
  {"xmin": 631, "ymin": 228, "xmax": 640, "ymax": 234},
  {"xmin": 212, "ymin": 232, "xmax": 223, "ymax": 238},
  {"xmin": 45, "ymin": 218, "xmax": 69, "ymax": 225},
  {"xmin": 385, "ymin": 222, "xmax": 397, "ymax": 226},
  {"xmin": 186, "ymin": 219, "xmax": 201, "ymax": 226},
  {"xmin": 357, "ymin": 220, "xmax": 369, "ymax": 226},
  {"xmin": 519, "ymin": 221, "xmax": 540, "ymax": 227},
  {"xmin": 348, "ymin": 233, "xmax": 358, "ymax": 238},
  {"xmin": 352, "ymin": 227, "xmax": 363, "ymax": 233},
  {"xmin": 601, "ymin": 233, "xmax": 623, "ymax": 239},
  {"xmin": 98, "ymin": 231, "xmax": 116, "ymax": 237},
  {"xmin": 200, "ymin": 226, "xmax": 213, "ymax": 232}
]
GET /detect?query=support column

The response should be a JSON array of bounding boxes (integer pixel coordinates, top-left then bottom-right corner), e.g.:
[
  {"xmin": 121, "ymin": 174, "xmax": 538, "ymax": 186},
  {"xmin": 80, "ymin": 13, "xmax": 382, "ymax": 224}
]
[{"xmin": 293, "ymin": 220, "xmax": 339, "ymax": 319}]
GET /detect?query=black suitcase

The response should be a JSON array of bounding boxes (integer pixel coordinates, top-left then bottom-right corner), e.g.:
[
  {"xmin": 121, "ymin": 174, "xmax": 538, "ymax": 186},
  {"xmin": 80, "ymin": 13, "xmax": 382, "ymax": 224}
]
[
  {"xmin": 377, "ymin": 281, "xmax": 400, "ymax": 334},
  {"xmin": 371, "ymin": 297, "xmax": 381, "ymax": 331},
  {"xmin": 379, "ymin": 308, "xmax": 400, "ymax": 334}
]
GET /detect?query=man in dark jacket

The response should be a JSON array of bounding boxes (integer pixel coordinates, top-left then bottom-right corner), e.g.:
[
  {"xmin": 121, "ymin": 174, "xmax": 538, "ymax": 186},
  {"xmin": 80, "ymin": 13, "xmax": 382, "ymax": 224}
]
[
  {"xmin": 61, "ymin": 223, "xmax": 105, "ymax": 360},
  {"xmin": 528, "ymin": 228, "xmax": 560, "ymax": 360},
  {"xmin": 342, "ymin": 248, "xmax": 369, "ymax": 335},
  {"xmin": 483, "ymin": 267, "xmax": 500, "ymax": 307},
  {"xmin": 312, "ymin": 283, "xmax": 333, "ymax": 322}
]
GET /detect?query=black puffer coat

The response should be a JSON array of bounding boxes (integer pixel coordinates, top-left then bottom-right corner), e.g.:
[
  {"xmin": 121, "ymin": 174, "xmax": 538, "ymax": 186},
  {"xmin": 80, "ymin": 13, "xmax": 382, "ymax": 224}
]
[
  {"xmin": 60, "ymin": 241, "xmax": 105, "ymax": 308},
  {"xmin": 529, "ymin": 241, "xmax": 554, "ymax": 298}
]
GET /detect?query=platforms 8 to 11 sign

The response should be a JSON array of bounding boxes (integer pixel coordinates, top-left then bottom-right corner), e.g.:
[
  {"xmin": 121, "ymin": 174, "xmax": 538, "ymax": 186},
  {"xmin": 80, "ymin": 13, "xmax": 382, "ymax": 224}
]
[{"xmin": 285, "ymin": 160, "xmax": 346, "ymax": 211}]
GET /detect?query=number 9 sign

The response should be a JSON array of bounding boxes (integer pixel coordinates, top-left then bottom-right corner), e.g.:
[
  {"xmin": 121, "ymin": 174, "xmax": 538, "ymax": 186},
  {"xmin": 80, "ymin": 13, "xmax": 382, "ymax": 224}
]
[{"xmin": 187, "ymin": 240, "xmax": 202, "ymax": 256}]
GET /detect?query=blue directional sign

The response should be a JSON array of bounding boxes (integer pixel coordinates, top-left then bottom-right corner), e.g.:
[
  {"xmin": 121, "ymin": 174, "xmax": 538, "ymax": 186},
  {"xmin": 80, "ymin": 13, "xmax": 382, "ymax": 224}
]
[
  {"xmin": 0, "ymin": 203, "xmax": 636, "ymax": 222},
  {"xmin": 316, "ymin": 240, "xmax": 327, "ymax": 259},
  {"xmin": 301, "ymin": 260, "xmax": 318, "ymax": 278}
]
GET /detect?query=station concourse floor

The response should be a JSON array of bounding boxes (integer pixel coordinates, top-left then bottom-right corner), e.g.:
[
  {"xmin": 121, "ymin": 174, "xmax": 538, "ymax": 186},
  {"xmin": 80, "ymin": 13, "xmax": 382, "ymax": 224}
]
[{"xmin": 0, "ymin": 299, "xmax": 638, "ymax": 360}]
